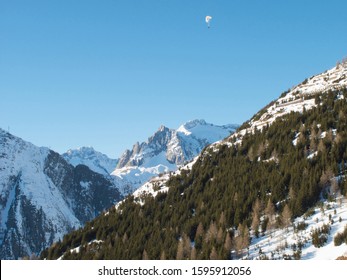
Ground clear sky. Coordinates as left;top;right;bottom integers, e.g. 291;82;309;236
1;0;346;158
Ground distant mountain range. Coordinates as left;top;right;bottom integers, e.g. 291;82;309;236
64;120;238;195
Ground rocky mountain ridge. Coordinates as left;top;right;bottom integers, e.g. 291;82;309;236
65;120;238;195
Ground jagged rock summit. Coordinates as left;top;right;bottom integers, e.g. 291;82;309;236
111;120;238;193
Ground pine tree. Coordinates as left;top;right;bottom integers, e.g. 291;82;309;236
242;225;250;253
190;247;197;260
142;249;149;260
176;240;184;260
320;168;333;189
219;211;226;227
217;227;224;244
265;199;276;233
160;251;166;260
318;139;326;154
205;221;218;243
209;246;219;260
310;126;318;151
251;199;261;237
330;177;339;198
122;233;128;244
182;233;191;259
281;204;292;231
195;222;204;240
234;223;249;257
224;232;232;259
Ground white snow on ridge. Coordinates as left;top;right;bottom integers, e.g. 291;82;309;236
219;63;347;148
290;63;347;96
179;120;237;144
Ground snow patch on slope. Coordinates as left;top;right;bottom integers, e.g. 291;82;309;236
248;197;347;260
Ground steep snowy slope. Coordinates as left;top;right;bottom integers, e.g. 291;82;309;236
235;62;347;137
0;129;122;259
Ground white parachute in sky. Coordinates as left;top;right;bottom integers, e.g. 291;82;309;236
205;15;212;28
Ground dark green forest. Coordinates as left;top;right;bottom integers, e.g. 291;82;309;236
41;89;347;260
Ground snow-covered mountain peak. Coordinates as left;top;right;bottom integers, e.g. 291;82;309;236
62;147;118;175
158;124;169;132
117;120;237;168
177;119;207;136
179;119;207;130
65;146;95;155
110;120;238;194
147;126;172;148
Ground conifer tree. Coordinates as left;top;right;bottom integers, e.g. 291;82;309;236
209;246;219;260
182;233;191;258
195;222;204;239
160;251;166;260
265;199;276;233
219;211;226;227
190;247;197;260
318;139;326;154
176;240;184;260
122;233;128;244
234;223;249;257
217;227;224;244
205;221;218;243
310;126;318;151
281;204;292;231
330;177;339;198
251;199;261;237
142;249;149;260
320;168;333;189
224;232;232;259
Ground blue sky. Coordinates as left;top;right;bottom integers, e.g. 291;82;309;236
1;0;346;158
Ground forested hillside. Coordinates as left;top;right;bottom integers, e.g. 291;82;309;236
41;87;347;260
